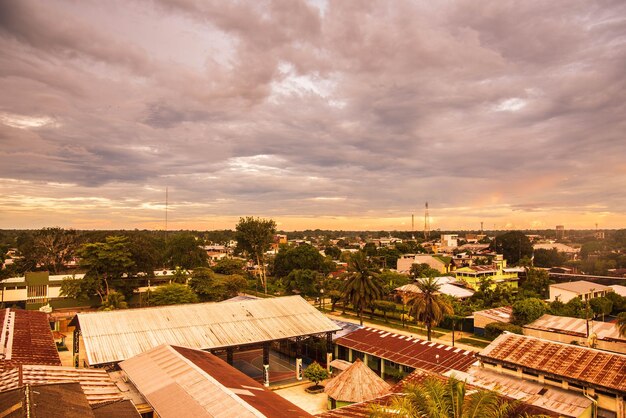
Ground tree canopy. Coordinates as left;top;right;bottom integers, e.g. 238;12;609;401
150;283;198;306
235;217;276;293
512;298;546;325
489;231;533;265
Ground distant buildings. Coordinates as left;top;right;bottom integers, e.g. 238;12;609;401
396;254;452;275
454;255;522;291
548;280;612;303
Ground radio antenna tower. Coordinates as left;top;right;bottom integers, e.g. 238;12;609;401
424;202;430;240
165;187;168;240
411;214;415;239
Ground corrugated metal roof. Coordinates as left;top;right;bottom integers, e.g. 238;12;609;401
324;358;390;403
77;295;341;365
0;382;96;418
478;333;626;395
465;366;591;417
0;308;61;371
550;280;611;294
335;327;477;374
525;314;625;343
472;306;513;323
396;282;474;299
0;365;125;404
120;344;313;418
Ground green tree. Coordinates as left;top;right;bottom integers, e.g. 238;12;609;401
521;268;551;298
75;236;136;304
617;312;626;338
590;297;613;321
165;233;208;269
125;233;165;276
490;231;533;265
284;269;323;297
31;227;78;274
410;263;440;279
272;244;325;278
235;217;277;294
371;376;545;418
188;267;217;301
407;277;453;341
150;283;198;306
512;298;546;325
222;274;248;298
533;248;567;268
379;270;410;296
303;361;329;388
341;252;383;325
212;258;245;275
324;246;341;260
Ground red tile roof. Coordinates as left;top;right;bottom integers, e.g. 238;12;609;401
478;333;626;395
335;327;476;374
0;308;61;371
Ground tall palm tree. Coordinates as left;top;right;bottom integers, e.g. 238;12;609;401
618;312;626;338
371;376;549;418
341;252;382;325
407;276;453;341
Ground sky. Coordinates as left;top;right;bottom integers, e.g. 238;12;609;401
0;0;625;231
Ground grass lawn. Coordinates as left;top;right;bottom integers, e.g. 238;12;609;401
456;338;490;348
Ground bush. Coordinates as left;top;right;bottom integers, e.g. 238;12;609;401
303;361;329;387
484;322;524;340
150;283;198;306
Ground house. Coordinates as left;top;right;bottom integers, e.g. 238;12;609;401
396;254;452;275
333;327;476;379
477;333;626;418
453;255;521;290
523;314;626;354
472;306;513;336
440;234;458;248
548;280;612;303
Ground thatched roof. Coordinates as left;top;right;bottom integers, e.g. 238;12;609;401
324;359;390;403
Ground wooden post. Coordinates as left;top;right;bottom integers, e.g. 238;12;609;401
295;337;303;381
326;332;333;372
262;343;270;387
72;328;81;368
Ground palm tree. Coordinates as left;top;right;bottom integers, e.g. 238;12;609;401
407;277;453;341
618;312;626;338
341;252;382;325
370;376;549;418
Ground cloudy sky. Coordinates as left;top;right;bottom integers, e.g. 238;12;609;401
0;0;625;231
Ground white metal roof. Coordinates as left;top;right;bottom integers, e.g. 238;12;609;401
77;295;341;366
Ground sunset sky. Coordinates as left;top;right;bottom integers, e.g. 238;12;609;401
1;0;625;231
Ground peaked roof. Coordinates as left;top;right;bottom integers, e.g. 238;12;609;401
120;344;312;418
478;333;626;395
324;358;390;403
550;280;611;293
76;295;341;365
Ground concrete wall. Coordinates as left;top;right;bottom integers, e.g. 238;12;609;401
524;328;626;355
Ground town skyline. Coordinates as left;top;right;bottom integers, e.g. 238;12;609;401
1;1;625;231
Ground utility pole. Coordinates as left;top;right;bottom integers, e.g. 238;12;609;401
424;202;430;240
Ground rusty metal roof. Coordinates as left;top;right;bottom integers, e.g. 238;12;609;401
478;333;626;395
334;327;477;374
77;295;341;365
0;382;96;418
120;344;313;418
0;308;61;371
324;358;390;403
464;366;591;417
0;364;125;404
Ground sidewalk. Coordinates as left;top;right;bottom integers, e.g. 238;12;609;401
325;312;480;353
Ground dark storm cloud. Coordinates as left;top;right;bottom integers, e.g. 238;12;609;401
1;0;625;228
